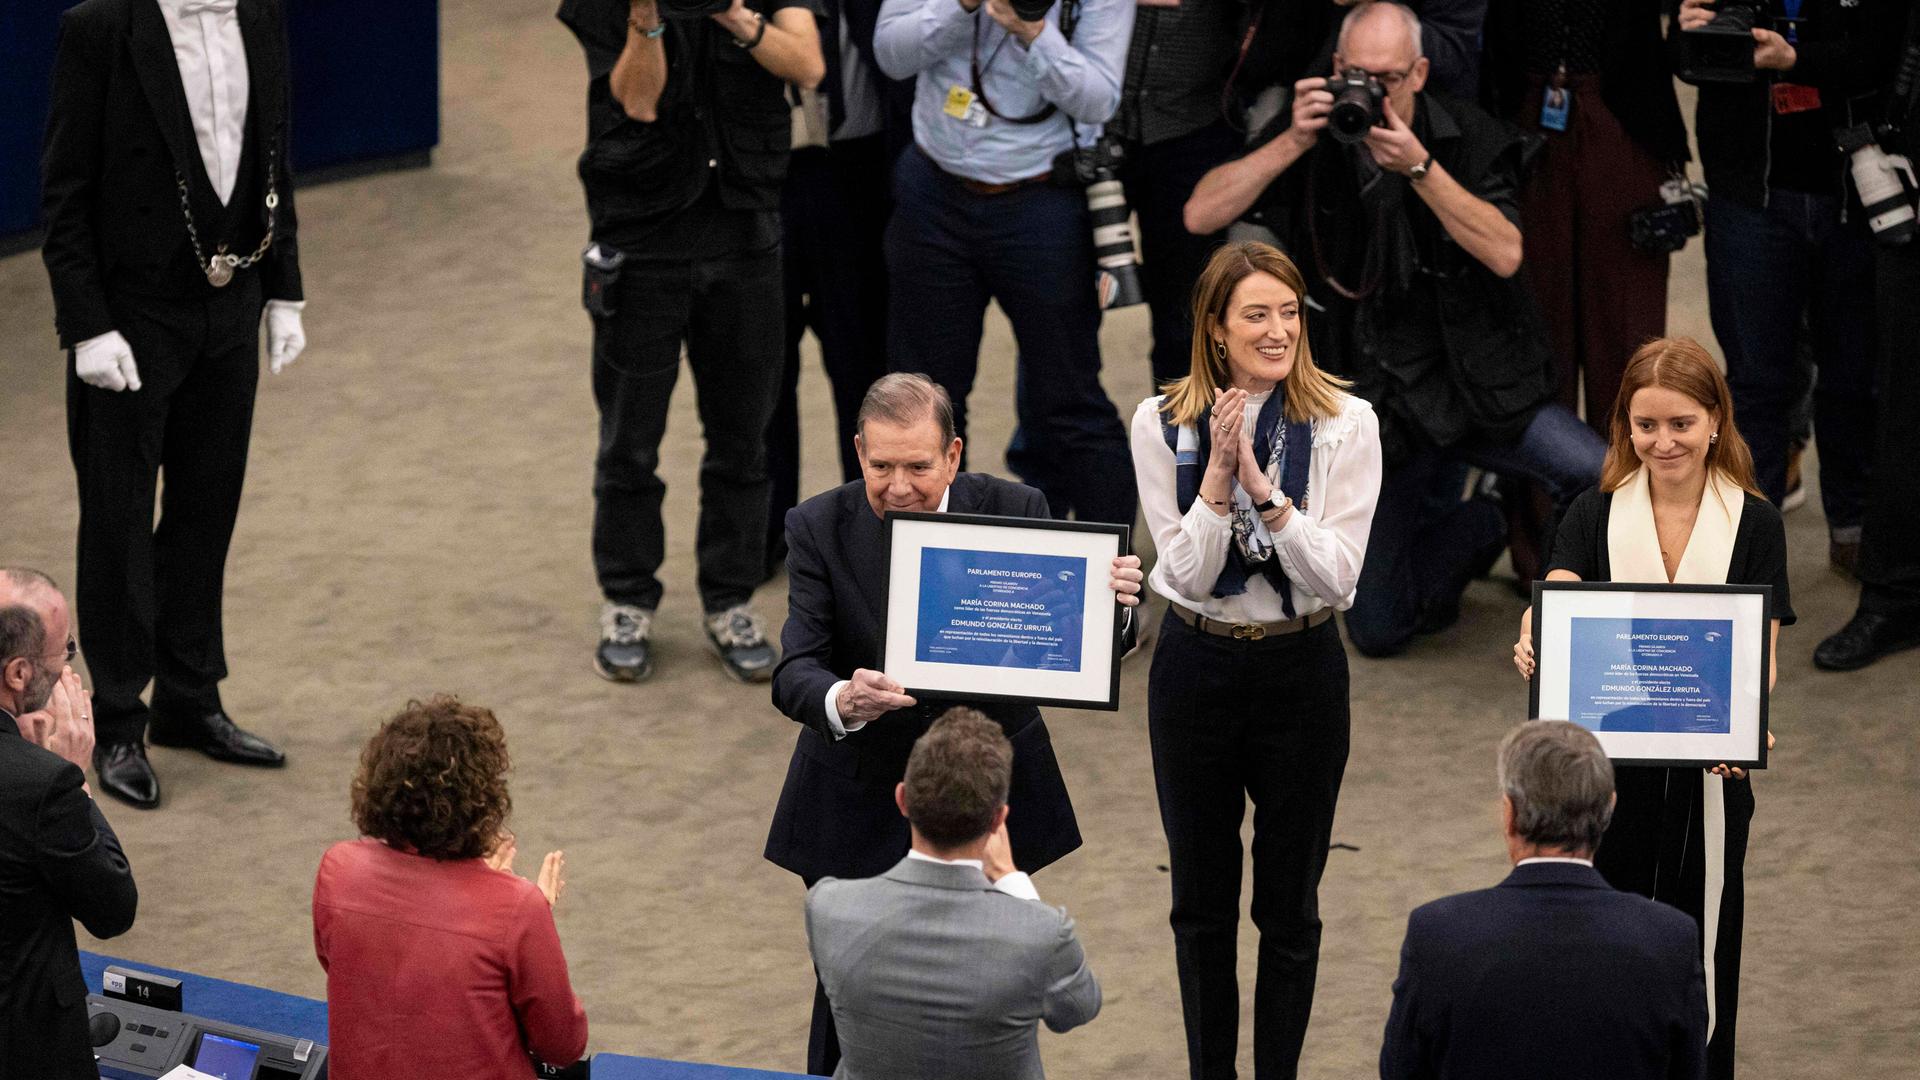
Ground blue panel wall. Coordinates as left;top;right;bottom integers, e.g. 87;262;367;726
0;0;440;240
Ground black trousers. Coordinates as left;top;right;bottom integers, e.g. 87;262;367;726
766;138;893;565
1857;242;1920;613
885;148;1136;526
1122;120;1243;387
590;246;784;613
1597;767;1753;1080
67;276;263;747
1148;613;1351;1080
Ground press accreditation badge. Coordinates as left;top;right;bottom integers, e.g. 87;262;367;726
1772;83;1821;114
1539;86;1571;132
944;85;988;128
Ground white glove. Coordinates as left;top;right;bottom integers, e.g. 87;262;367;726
73;330;142;392
265;300;307;374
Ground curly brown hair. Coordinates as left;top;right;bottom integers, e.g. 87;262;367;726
350;695;512;861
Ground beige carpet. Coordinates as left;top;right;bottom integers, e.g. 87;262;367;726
1;2;1915;1076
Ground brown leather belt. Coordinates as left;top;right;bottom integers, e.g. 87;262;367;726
1168;603;1333;641
923;148;1054;196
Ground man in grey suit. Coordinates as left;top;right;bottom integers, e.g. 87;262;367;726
806;707;1100;1079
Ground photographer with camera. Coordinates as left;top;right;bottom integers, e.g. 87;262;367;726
558;0;823;685
1675;0;1885;574
1185;0;1604;658
1816;0;1920;673
873;0;1139;530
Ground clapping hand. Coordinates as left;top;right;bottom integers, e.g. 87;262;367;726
982;820;1017;883
1207;387;1247;475
486;831;568;908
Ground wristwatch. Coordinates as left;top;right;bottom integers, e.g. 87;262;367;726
1408;153;1434;183
1253;496;1279;514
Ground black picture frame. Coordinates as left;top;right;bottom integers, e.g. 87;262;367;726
881;511;1130;712
1530;580;1771;769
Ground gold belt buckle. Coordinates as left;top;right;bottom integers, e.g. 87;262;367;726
1231;622;1267;640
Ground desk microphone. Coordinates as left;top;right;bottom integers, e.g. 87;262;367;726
90;1011;121;1047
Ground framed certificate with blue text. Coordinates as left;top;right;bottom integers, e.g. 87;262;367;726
882;512;1129;711
1530;582;1771;769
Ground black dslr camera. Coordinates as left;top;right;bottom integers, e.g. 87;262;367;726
1680;3;1797;83
1009;0;1054;20
1324;68;1386;145
1053;138;1145;309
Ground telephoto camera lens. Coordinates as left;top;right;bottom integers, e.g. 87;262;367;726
1086;177;1146;309
1325;69;1385;145
1849;143;1919;244
1009;0;1053;21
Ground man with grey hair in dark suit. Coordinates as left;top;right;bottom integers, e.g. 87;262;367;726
806;707;1101;1080
1380;721;1706;1080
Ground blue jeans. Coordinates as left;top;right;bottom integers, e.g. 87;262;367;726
884;148;1136;526
1345;404;1605;658
1705;191;1877;532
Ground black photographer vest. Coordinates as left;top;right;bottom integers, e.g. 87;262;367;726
573;0;794;243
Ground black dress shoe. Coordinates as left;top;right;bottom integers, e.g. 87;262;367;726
148;711;287;766
94;742;162;809
1814;610;1920;671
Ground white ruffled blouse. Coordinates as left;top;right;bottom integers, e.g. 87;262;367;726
1129;390;1383;624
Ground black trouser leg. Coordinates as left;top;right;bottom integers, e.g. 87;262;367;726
767;214;812;571
807;969;841;1077
1856;243;1920;612
1246;621;1350;1079
1150;615;1249;1080
1124;121;1241;388
1150;615;1353;1080
591;263;691;611
151;289;260;719
687;247;784;613
884;150;991;451
67;281;262;746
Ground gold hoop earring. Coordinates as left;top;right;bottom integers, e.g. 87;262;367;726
1213;340;1227;360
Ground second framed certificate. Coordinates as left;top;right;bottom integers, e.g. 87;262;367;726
882;512;1129;711
1530;581;1771;769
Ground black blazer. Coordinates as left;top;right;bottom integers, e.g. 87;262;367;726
764;474;1083;882
0;708;139;1080
1380;861;1707;1080
41;0;303;348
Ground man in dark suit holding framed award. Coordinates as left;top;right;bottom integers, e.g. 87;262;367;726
41;0;304;809
766;372;1140;1076
1380;721;1707;1080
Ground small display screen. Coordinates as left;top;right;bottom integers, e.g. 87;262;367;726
190;1032;262;1079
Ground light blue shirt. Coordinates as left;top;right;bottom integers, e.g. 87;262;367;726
874;0;1134;184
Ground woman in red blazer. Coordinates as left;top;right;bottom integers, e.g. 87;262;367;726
313;696;586;1078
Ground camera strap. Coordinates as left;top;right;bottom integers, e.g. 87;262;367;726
1218;5;1266;131
970;0;1081;125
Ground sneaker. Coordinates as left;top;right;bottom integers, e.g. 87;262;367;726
705;605;778;683
595;604;655;682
